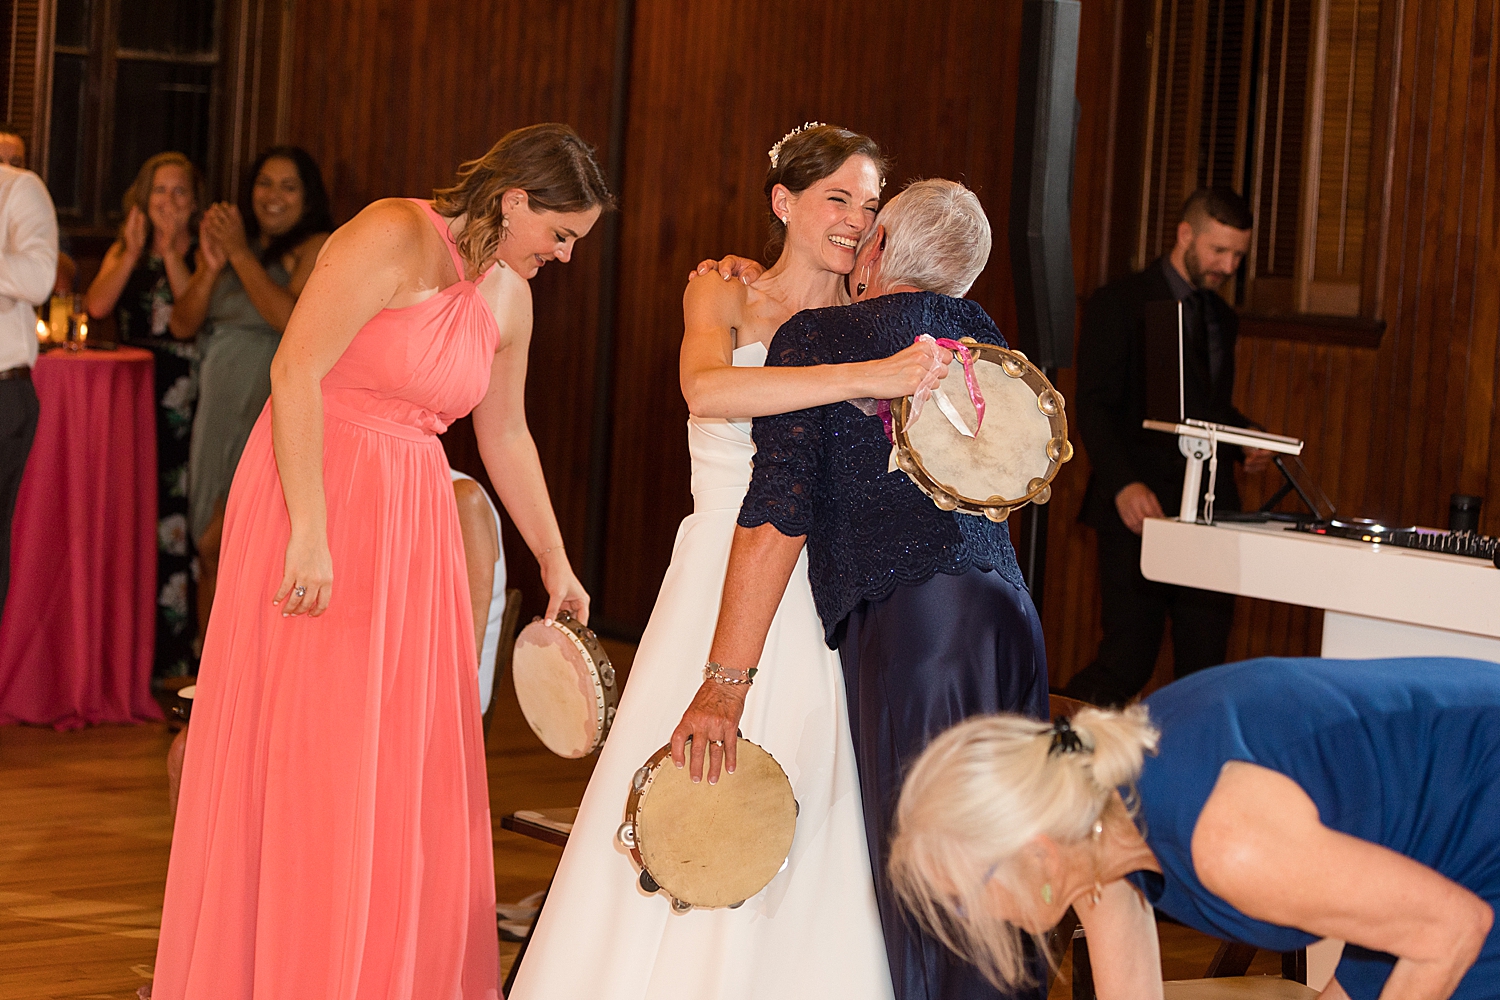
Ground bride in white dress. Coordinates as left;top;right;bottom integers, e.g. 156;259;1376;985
508;126;947;998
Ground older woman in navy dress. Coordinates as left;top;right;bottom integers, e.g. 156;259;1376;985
671;179;1050;1000
890;657;1500;1000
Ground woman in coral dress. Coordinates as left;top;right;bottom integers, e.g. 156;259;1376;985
151;123;611;1000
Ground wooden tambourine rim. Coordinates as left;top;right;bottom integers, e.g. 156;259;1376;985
622;737;796;909
513;609;618;756
891;339;1072;520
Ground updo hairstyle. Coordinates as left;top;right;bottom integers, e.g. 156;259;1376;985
875;178;992;297
434;123;615;277
887;706;1159;989
763;124;887;262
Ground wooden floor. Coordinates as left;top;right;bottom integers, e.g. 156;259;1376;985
0;636;1279;998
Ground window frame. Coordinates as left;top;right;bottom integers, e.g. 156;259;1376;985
22;0;286;242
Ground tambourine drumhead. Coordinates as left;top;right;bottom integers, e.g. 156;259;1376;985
629;738;796;909
894;343;1071;519
512;611;616;759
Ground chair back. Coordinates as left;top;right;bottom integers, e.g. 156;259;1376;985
482;588;524;740
1048;693;1090;721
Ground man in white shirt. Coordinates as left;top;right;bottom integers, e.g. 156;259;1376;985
0;162;59;609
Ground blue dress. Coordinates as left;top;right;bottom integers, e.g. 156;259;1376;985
1125;657;1500;999
741;292;1049;1000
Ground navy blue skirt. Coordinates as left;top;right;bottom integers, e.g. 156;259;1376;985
840;567;1050;1000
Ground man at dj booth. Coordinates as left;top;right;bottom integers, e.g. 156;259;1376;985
1064;187;1273;708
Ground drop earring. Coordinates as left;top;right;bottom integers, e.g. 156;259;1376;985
1040;883;1053;906
855;261;871;297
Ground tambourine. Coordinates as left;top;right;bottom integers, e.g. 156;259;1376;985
174;684;196;722
512;610;617;758
616;737;797;911
167;685;196;819
892;339;1072;522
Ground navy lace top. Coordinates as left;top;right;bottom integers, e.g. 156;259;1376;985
738;291;1027;646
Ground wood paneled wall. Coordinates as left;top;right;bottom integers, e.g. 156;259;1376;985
600;0;1027;627
244;0;1500;684
1043;0;1500;690
281;0;622;619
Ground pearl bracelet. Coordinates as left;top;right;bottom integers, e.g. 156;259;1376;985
704;661;757;686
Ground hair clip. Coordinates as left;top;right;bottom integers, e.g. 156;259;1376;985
768;121;827;169
1049;716;1086;755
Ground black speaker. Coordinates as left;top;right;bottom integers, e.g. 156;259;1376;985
1008;0;1081;370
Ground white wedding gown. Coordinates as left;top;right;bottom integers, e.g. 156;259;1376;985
508;342;894;999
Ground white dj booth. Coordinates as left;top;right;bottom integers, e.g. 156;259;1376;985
1140;486;1500;988
1140;516;1500;989
1141;517;1500;662
1127;305;1500;986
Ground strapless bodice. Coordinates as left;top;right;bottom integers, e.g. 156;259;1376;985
687;340;767;512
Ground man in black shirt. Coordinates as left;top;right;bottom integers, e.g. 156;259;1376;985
1063;188;1270;707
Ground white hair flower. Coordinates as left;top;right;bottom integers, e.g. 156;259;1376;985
768;122;826;169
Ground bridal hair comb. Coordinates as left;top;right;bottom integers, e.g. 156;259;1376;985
768;122;827;169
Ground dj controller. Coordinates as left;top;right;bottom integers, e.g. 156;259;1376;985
1292;519;1500;567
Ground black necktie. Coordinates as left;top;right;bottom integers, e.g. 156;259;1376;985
1189;289;1225;390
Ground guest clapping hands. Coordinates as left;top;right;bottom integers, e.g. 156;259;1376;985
168;147;332;654
85;152;206;676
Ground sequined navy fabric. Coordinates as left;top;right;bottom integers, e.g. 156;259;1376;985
738;291;1027;645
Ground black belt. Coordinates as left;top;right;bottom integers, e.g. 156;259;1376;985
0;366;29;382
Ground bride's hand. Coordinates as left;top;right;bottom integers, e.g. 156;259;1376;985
539;548;590;625
671;680;746;785
687;255;765;285
275;530;333;616
860;340;951;400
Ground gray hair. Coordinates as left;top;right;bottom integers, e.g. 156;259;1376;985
888;707;1159;990
875;179;992;296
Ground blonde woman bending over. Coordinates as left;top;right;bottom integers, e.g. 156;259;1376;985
890;656;1500;1000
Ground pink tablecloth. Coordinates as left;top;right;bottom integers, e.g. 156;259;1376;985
0;347;162;728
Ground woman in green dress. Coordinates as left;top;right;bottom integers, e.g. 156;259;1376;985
170;146;333;649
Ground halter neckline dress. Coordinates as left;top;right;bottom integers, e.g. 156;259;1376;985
154;200;503;999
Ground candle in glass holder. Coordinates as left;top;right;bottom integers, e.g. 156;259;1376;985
35;317;47;343
68;294;86;350
48;294;70;344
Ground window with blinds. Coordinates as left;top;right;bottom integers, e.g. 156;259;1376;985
1132;0;1384;319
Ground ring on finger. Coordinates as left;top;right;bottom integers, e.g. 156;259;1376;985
293;585;307;597
708;739;724;747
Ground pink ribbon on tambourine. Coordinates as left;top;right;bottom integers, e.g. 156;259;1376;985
874;336;986;443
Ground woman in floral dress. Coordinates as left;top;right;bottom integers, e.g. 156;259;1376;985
85;151;204;677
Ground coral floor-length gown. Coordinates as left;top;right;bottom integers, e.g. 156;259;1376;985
153;201;502;999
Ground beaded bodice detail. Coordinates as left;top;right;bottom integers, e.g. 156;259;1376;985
738;292;1026;644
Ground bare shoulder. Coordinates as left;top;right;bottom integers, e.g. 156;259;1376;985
683;266;749;322
314;199;442;286
332;198;431;253
1191;762;1319;895
475;257;529;308
475;259;532;343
